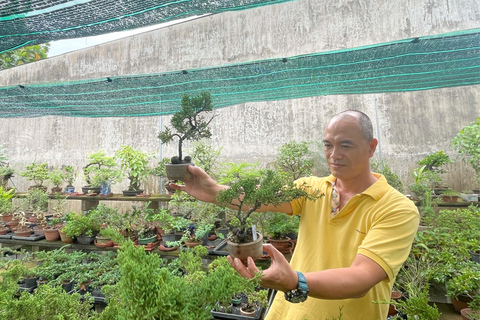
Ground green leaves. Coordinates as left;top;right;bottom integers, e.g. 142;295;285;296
452;118;480;176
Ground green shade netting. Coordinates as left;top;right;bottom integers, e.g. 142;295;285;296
0;29;479;118
0;0;296;53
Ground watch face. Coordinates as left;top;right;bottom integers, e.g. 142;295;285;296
285;289;308;303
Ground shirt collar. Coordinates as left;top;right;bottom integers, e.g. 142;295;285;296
325;173;388;201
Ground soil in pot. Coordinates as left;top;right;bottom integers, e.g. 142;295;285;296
227;232;264;263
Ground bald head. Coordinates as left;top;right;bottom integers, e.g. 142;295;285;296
329;110;374;142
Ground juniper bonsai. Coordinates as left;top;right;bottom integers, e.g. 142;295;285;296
158;92;216;164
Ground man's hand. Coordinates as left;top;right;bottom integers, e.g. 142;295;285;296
227;244;298;292
169;166;227;204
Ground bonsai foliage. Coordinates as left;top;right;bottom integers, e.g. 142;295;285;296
371;159;405;194
63;165;77;187
379;284;441;320
158;92;216;163
452;118;480;183
62;204;113;237
20;161;50;187
49;167;64;188
190;141;223;178
115;145;153;191
417;150;453;175
83;150;122;187
275;140;314;180
23;188;49;213
217;166;323;243
264;212;299;240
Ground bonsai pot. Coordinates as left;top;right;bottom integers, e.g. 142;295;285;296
185;240;202;248
33;225;45;236
441;195;459;202
94;236;114;247
122;189;144;196
461;308;480;320
240;305;258;317
227;232;264;263
82;186;101;194
138;235;157;245
388;290;402;316
23;276;40;289
65;186;75;193
0;226;9;235
43;228;60;241
161;233;176;245
1;214;13;222
266;236;296;254
59;230;73;243
14;228;32;237
51;186;63;194
77;234;96;245
165;163;195;181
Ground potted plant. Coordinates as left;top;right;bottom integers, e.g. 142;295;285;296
0;166;14;190
441;189;460;202
462;296;480;320
115;145;153;196
263;212;298;254
446;261;480;312
49;167;64;194
417;150;453;193
217;165;322;262
158;91;216;181
452;118;480;193
12;211;32;237
22;187;50;215
82;150;122;195
20;161;50;191
378;284;441;320
0;186;15;222
62;205;109;244
154;208;189;248
63;165;77;193
274;140;314;180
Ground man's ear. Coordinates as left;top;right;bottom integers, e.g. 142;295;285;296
368;139;378;157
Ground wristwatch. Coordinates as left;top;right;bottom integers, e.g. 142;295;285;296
284;271;309;303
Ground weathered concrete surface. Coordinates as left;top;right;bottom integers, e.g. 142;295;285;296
0;0;479;193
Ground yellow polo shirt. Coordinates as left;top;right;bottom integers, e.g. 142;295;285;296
265;174;419;320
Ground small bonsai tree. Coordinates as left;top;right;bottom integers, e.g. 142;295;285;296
83;150;122;188
417;150;453;188
452;118;480;189
63;165;76;188
49;168;64;192
115;145;153;192
274;140;314;180
0;186;14;216
20;161;50;189
158;92;216;164
217;164;323;244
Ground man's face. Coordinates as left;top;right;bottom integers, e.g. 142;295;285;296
322;116;377;181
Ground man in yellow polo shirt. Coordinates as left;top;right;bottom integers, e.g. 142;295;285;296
172;110;419;319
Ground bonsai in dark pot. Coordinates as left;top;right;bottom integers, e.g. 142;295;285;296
158;92;216;181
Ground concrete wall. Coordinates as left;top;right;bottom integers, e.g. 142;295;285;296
1;0;479;195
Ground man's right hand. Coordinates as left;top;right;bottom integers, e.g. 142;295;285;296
169;165;227;204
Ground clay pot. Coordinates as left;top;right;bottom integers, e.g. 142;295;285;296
59;230;73;243
1;214;13;222
14;228;32;237
43;228;60;241
266;236;296;254
0;226;9;235
185;240;202;248
461;308;480;320
33;225;45;236
227;233;264;263
388;291;402;316
239;306;257;317
452;295;472;312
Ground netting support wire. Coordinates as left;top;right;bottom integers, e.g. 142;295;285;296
375;96;383;168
